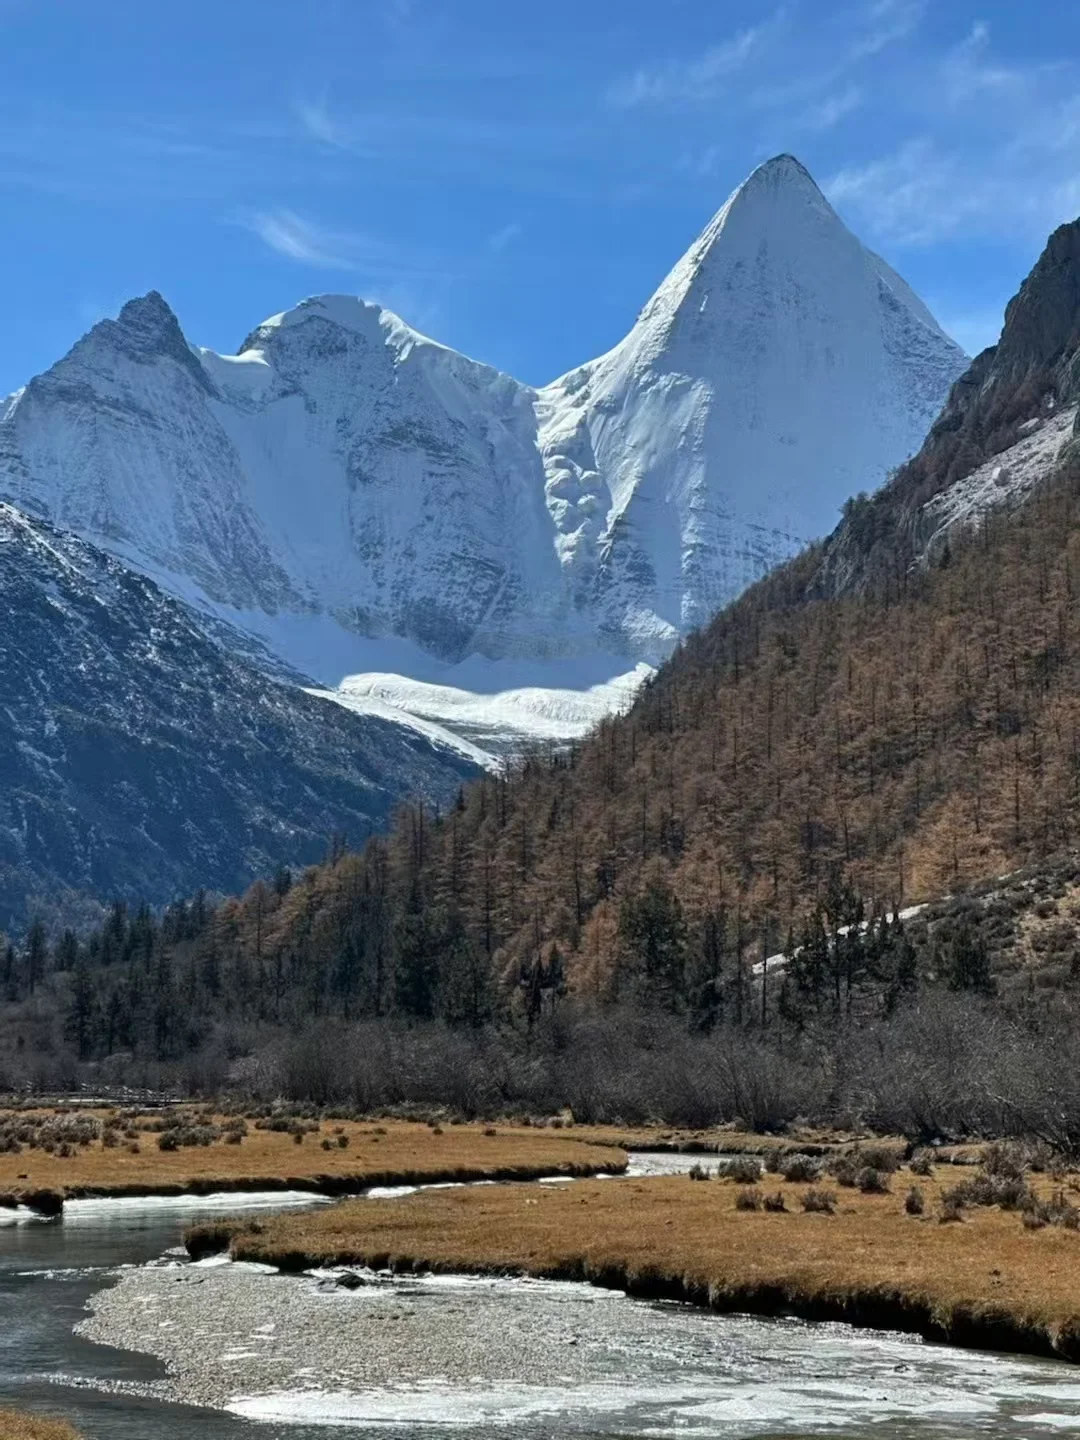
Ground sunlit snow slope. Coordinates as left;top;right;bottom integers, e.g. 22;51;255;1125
0;155;965;754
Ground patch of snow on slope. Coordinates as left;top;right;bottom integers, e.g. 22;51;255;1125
921;405;1077;547
331;659;653;757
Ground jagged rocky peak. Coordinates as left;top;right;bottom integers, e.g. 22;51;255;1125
808;210;1080;601
908;216;1080;488
997;220;1080;379
90;290;190;361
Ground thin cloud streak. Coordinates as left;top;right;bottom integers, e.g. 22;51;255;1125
294;97;347;148
825;22;1080;249
487;222;522;253
239;210;354;268
801;85;863;132
607;13;785;109
848;0;926;62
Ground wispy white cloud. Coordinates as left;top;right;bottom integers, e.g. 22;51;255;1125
487;221;522;253
848;0;926;61
800;85;863;132
238;209;357;268
825;23;1080;248
608;15;782;109
294;97;347;148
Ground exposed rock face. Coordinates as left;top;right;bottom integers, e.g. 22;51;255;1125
0;504;477;930
808;218;1080;599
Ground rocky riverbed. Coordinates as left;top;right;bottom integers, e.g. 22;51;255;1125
76;1256;1080;1433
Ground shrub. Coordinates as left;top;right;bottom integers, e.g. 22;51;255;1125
909;1150;935;1177
293;1131;304;1145
802;1188;836;1214
946;1172;1033;1211
717;1156;762;1184
904;1186;925;1216
852;1145;901;1175
337;1135;349;1149
762;1191;787;1212
158;1133;179;1152
775;1153;822;1183
939;1200;964;1223
828;1156;859;1187
226;1132;243;1146
734;1187;762;1211
983;1141;1027;1180
857;1167;890;1194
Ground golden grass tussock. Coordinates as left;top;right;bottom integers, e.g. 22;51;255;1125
0;1108;624;1205
0;1409;83;1440
192;1166;1080;1363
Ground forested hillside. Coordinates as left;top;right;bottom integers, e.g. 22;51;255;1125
6;219;1080;1142
133;215;1080;1017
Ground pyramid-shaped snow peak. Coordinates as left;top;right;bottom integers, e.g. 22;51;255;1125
536;155;966;653
0;155;966;678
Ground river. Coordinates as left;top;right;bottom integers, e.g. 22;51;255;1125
5;1159;1080;1438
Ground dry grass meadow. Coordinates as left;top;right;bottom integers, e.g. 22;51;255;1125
0;1108;624;1204
191;1155;1080;1362
0;1410;82;1440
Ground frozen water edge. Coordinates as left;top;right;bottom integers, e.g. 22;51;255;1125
61;1190;336;1222
76;1255;1080;1435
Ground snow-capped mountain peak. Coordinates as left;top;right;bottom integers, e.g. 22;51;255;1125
535;154;966;651
0;154;966;704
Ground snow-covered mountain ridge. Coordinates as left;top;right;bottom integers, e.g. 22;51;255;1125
0;155;966;750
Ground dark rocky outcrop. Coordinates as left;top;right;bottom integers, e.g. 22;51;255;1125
808;218;1080;601
0;503;478;931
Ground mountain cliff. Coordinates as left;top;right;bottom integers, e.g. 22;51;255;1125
0;156;965;689
0;504;477;931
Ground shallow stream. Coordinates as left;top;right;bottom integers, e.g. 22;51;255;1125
4;1157;1080;1437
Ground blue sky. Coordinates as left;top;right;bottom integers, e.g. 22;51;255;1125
2;0;1079;396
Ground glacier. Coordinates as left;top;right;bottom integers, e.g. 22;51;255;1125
0;155;966;757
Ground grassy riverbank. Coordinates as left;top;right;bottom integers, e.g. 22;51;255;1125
0;1109;623;1208
188;1156;1080;1363
0;1409;82;1440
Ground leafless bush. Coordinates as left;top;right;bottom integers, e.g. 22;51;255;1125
857;1167;890;1194
717;1156;763;1184
773;1153;822;1183
734;1187;762;1211
851;1144;900;1174
801;1188;836;1214
904;1186;925;1216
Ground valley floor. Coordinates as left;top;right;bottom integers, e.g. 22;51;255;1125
0;1110;623;1209
188;1160;1080;1366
